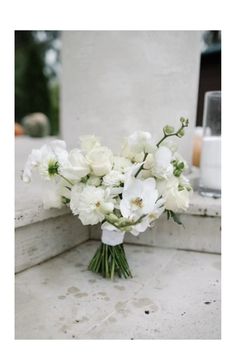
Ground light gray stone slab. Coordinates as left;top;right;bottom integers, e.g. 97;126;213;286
15;241;220;339
15;214;89;273
61;31;201;166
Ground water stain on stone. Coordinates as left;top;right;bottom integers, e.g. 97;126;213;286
115;301;131;317
79;316;89;323
98;291;107;296
75;263;83;268
59;317;65;321
75;292;88;298
145;249;153;254
132;298;152;308
132;298;158;312
133;249;142;253
104;296;110;301
58;295;66;300
60;324;68;333
88;279;96;283
28;247;38;256
68;286;80;294
114;285;125;291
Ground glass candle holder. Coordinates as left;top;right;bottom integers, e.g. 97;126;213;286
199;91;221;198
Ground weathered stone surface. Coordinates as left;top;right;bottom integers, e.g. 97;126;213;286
15;241;221;339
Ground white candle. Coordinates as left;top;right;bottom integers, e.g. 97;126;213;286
200;136;221;190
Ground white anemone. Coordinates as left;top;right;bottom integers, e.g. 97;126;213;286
120;177;158;220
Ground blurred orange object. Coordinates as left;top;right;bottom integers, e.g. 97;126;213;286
192;127;203;167
15;122;25;136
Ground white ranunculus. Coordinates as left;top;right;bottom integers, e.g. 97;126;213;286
86;146;113;176
70;185;114;225
103;170;124;188
87;175;101;186
80;135;101;152
152;146;173;179
22;140;68;182
120;177;158;220
157;176;191;212
122;131;155;162
59;148;90;181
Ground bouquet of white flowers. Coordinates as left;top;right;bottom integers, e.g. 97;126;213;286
22;118;192;279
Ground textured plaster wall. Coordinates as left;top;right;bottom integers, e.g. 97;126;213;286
61;31;201;164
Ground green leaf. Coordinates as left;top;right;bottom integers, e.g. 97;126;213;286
165;209;184;227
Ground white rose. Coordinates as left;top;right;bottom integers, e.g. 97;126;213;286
152;146;173;179
80;135;101;152
59;148;90;181
157;176;191;212
86;146;113;176
70;185;114;225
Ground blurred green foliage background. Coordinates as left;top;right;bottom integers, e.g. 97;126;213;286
15;31;60;135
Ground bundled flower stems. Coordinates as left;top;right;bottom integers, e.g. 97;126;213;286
23;118;192;280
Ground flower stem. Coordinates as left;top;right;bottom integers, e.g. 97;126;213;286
57;173;74;186
134;119;188;178
88;242;132;279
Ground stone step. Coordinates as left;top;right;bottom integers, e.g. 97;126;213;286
15;241;221;339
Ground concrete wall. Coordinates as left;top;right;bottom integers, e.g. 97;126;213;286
61;31;201;164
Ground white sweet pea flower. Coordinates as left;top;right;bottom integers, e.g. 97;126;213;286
120;177;158;220
152;146;173;179
122;131;155;162
86;146;113;176
157;176;191;212
22;140;68;182
80;135;101;152
70;185;114;225
59;148;90;181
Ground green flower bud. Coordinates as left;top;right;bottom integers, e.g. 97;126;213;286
174;169;182;177
163;125;175;135
177;128;185;138
106;213;119;223
178;161;185;170
180;117;189;127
